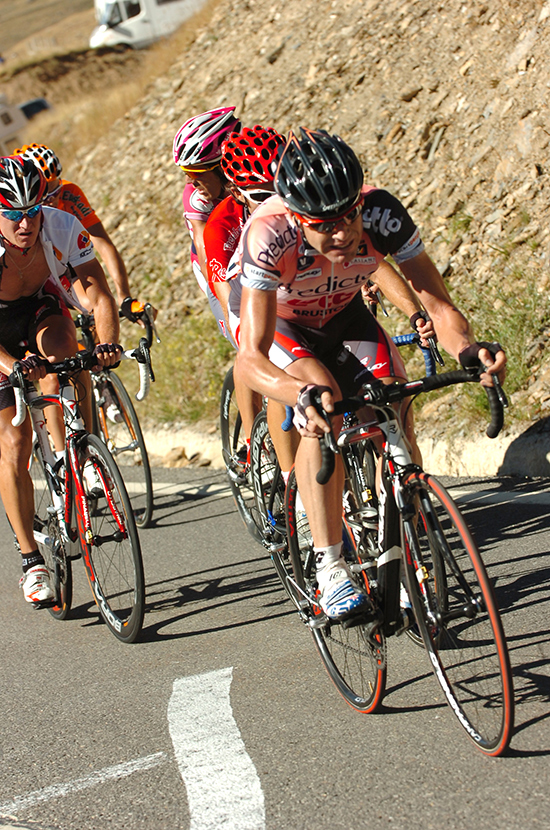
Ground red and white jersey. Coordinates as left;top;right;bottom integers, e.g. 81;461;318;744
203;195;247;293
235;185;424;330
182;182;223;294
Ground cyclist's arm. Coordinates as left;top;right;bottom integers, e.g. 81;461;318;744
72;258;120;363
87;220;131;305
237;287;303;405
399;250;506;380
188;217;208;282
371;260;435;341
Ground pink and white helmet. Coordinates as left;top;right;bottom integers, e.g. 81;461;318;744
173;106;241;168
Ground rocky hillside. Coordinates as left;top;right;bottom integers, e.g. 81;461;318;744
64;0;550;423
5;0;547;444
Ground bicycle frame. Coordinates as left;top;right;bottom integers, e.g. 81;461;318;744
27;381;127;555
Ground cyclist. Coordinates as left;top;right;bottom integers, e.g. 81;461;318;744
13;143;150;322
0;155;121;606
173;106;241;300
233;129;506;621
202;125;287;457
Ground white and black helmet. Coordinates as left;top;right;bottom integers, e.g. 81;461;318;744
275;128;364;218
0;155;47;210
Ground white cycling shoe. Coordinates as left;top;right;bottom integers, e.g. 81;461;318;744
20;565;54;604
317;557;370;620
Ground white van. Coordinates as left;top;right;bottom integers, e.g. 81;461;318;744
0;95;28;156
90;0;208;50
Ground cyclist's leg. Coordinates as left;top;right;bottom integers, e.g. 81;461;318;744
0;398;35;553
34;304;79;451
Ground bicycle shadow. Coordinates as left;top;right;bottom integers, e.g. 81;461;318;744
138;554;297;643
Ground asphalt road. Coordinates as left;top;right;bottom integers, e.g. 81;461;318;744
0;467;549;830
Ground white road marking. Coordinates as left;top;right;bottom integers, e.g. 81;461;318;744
168;668;265;830
0;752;167;816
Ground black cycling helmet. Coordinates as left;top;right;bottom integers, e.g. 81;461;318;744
274;128;364;219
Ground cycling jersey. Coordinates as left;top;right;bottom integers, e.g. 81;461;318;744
181;182;237;341
236;186;424;330
0;207;95;316
203;195;248;293
55;180;99;229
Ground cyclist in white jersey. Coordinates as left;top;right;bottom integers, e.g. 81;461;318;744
234;129;506;621
0;156;121;606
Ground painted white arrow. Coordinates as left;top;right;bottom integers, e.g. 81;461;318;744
168;667;265;830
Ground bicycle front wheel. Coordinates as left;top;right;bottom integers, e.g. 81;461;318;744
286;469;386;714
77;434;145;643
29;447;72;620
402;471;514;756
249;411;300;607
93;371;153;528
220;366;261;543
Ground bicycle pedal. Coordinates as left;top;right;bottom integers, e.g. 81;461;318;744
30;598;57;610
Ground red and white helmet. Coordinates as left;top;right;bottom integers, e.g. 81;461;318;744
173;106;241;168
220;126;285;187
0;155;48;210
13;143;62;182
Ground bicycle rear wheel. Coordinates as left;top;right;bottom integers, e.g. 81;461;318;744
249;411;300;607
286;469;386;714
93;371;153;528
29;447;72;619
402;470;514;756
77;434;145;643
220;366;261;543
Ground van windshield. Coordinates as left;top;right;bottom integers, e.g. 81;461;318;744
99;2;123;27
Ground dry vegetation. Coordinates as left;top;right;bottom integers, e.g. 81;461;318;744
0;0;93;56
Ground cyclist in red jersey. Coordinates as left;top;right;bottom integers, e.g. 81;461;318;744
173;107;241;298
234;129;506;621
14;144;149;321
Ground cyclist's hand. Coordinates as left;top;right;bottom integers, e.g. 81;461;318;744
361;282;380;305
294;384;334;437
459;341;506;387
93;342;123;369
120;297;141;323
120;297;158;328
18;353;48;381
410;311;437;347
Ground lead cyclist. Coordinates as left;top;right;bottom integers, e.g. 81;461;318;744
233;128;506;621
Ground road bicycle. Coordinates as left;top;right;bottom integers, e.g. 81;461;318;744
75;303;158;528
10;348;150;643
222;331;436;549
284;368;514;756
247;332;440;607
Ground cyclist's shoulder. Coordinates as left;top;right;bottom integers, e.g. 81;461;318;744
243;195;296;246
41;207;94;259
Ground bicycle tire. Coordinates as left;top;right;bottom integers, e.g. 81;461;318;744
401;471;514;756
29;447;73;620
93;371;154;528
220;366;262;543
249;411;301;608
77;434;145;643
286;469;386;714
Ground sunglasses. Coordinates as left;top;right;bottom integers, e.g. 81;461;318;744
180;162;220;176
296;200;363;234
239;187;274;204
0;204;43;222
44;183;63;202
